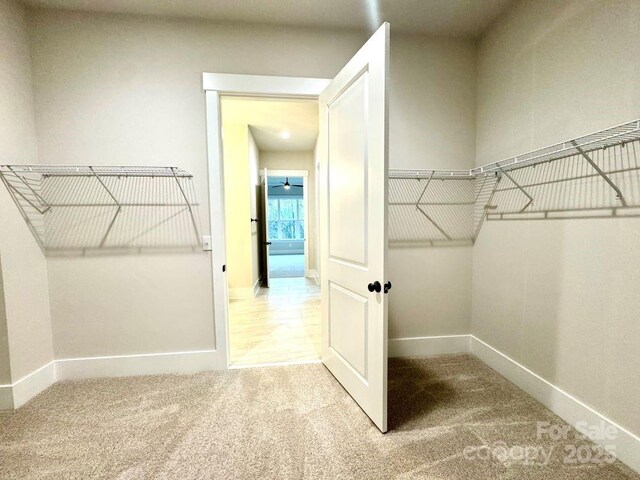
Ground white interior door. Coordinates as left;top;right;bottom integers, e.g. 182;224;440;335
261;168;270;288
319;23;390;432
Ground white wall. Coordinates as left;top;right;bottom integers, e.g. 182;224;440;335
221;122;262;295
0;0;38;165
387;34;477;339
473;0;640;435
0;0;54;385
25;8;477;360
221;122;253;295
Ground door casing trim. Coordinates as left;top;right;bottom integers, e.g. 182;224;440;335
203;73;330;368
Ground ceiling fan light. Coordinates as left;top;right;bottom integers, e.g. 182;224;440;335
283;184;291;190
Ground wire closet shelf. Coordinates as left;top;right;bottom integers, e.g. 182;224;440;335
0;165;202;255
388;118;640;246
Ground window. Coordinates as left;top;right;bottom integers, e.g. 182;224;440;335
267;197;304;240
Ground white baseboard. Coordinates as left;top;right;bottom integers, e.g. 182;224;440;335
56;349;223;380
0;361;57;410
252;277;261;297
389;334;470;358
471;335;640;474
387;333;639;473
0;384;14;409
1;349;225;409
12;361;57;408
306;269;320;285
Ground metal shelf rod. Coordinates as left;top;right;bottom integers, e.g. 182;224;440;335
494;166;640;192
2;165;193;177
389;201;475;206
389;118;640;181
46;203;200;207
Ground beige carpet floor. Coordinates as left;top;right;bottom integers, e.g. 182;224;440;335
0;354;638;479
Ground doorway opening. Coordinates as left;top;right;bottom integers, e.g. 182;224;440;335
220;95;321;367
206;23;389;431
266;175;306;279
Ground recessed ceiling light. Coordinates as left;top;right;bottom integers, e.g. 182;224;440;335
280;130;290;139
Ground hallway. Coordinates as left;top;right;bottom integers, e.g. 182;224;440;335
228;277;320;366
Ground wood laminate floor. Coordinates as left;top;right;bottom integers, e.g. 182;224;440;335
228;277;321;366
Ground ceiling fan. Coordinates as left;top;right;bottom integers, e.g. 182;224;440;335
270;177;303;190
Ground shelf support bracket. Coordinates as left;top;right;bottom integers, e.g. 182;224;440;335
7;165;51;214
571;140;627;206
415;171;434;205
473;174;502;242
416;204;452;241
413;171;452;240
0;171;47;252
89;166;120;207
498;167;533;212
89;166;122;247
474;174;488;203
171;167;200;244
1;168;51;214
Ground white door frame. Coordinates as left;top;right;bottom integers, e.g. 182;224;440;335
203;73;330;369
263;169;310;278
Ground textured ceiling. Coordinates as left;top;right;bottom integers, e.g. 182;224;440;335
21;0;515;37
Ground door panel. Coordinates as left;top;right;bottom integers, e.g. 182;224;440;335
328;72;368;265
328;281;368;378
261;168;270;288
319;23;389;433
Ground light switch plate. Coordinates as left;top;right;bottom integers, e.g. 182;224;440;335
202;235;212;251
